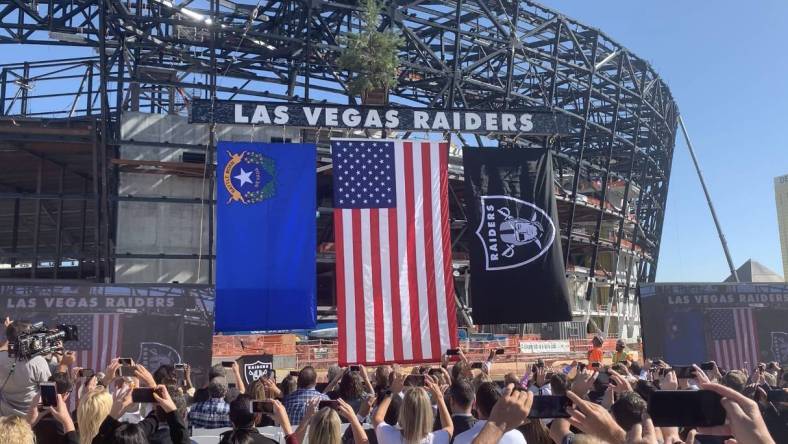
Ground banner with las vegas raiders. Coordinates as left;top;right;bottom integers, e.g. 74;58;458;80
463;148;571;324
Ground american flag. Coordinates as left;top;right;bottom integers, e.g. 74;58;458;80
706;308;759;370
331;139;457;365
57;313;123;374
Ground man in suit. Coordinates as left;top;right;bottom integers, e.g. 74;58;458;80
441;380;478;439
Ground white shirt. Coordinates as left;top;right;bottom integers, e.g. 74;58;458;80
375;423;451;444
452;420;527;444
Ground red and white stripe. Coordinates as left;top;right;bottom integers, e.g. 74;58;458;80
70;314;122;410
335;140;457;365
712;308;759;370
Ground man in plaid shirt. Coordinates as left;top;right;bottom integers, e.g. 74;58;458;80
188;379;232;429
284;366;327;424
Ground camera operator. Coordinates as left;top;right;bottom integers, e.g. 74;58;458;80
0;320;52;417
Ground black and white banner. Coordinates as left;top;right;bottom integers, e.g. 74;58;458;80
237;354;274;385
463;148;571;324
189;100;570;135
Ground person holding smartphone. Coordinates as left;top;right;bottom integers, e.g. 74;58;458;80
26;372;73;444
453;383;526;444
219;394;295;444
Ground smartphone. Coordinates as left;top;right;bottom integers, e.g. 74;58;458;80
471;362;484;370
318;400;339;410
349;365;361;372
250;400;274;414
700;362;715;371
673;366;695;379
446;348;460;356
767;389;787;403
221;361;235;368
495;348;505;355
289;371;299;377
694;435;732;444
118;357;133;365
577;363;587;372
404;374;426;387
40;382;58;407
131;388;157;403
78;368;95;378
648;390;726;427
591;362;601;369
596;372;611;385
228;383;237;389
174;363;186;370
527;395;571;419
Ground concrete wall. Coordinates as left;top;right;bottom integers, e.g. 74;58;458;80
115;112;301;283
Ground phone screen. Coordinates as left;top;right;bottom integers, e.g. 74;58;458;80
471;362;484;370
40;383;57;407
673;366;695;379
318;400;339;410
131;388;157;403
446;348;460;356
78;368;95;378
590;362;601;369
699;362;715;371
289;371;299;377
595;372;611;385
404;375;426;387
648;390;726;427
349;365;361;372
527;395;571;419
495;348;505;355
221;361;235;368
251;400;274;413
118;358;133;366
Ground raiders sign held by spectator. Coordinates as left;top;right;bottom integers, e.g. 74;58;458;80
238;354;274;385
463;148;571;324
189;100;570;135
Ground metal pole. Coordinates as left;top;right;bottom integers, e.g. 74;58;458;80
678;115;739;282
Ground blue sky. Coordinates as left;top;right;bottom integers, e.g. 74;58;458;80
3;1;786;282
543;0;788;282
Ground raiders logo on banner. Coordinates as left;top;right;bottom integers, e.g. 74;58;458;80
476;196;556;271
238;354;274;385
463;148;571;324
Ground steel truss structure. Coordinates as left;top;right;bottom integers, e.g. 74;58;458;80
0;0;677;335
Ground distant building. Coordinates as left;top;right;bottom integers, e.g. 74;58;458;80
776;174;788;280
723;259;783;283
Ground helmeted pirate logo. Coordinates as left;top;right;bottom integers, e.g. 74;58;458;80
223;150;277;204
475;195;555;271
243;360;273;384
137;342;181;370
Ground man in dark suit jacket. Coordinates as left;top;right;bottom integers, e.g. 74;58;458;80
434;380;477;440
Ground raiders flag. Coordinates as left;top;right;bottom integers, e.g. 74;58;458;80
463;148;571;324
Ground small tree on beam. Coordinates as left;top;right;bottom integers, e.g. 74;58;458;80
336;0;403;105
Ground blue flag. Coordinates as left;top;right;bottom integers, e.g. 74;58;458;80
215;141;316;332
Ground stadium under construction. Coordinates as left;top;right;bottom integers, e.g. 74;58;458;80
0;0;678;340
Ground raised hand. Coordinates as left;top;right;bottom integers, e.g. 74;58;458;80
152;385;177;413
700;383;776;444
566;391;626;444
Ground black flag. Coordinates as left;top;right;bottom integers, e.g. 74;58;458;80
463;148;571;324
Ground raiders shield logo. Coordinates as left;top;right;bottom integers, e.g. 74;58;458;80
243;360;273;385
475;195;555;271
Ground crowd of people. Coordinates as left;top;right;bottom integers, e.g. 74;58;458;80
0;320;786;444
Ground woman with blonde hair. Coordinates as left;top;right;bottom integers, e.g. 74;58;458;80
77;387;113;444
294;397;368;444
0;415;35;443
373;370;453;444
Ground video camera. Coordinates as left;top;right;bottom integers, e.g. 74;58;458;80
7;322;78;361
